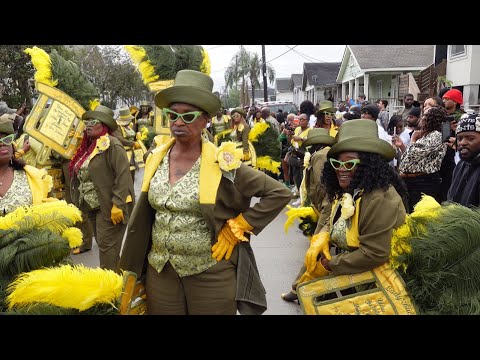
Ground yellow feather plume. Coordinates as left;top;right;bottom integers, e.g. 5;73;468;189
61;227;83;248
200;48;211;75
390;195;442;270
255;156;281;174
124;45;159;85
7;264;124;311
89;98;100;111
248;122;269;142
0;200;82;233
284;205;319;233
24;46;58;87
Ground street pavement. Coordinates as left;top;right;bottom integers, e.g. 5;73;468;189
71;167;309;315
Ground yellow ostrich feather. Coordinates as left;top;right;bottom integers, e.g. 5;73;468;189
248;122;269;142
61;227;83;248
284;205;318;233
140;126;149;141
24;46;58;87
0;200;82;232
200;48;211;75
124;45;159;85
89;98;100;111
213;129;233;146
389;195;442;270
7;264;123;311
255;156;281;174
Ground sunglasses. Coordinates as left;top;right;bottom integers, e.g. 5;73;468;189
0;134;15;146
329;158;360;171
231;113;242;119
323;111;335;117
163;108;204;124
84;119;102;127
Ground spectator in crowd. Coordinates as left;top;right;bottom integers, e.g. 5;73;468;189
376;99;389;131
360;104;391;142
396;93;415;125
300;100;316;128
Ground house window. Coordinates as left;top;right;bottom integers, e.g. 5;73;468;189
377;80;383;98
450;45;466;58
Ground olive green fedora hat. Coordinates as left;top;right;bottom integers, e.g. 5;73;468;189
303;127;336;147
0;113;15;135
116;107;134;126
154;69;221;118
318;100;336;114
328;119;395;161
231;107;247;117
82;104;118;131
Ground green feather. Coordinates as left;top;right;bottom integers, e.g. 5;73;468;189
252;126;281;162
397;204;480;314
0;230;71;277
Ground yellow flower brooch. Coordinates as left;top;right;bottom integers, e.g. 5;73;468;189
340;193;355;220
216;141;243;182
96;135;110;152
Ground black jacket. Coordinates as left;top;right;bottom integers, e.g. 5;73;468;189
447;153;480;207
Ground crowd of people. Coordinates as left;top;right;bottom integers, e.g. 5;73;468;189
1;70;480;315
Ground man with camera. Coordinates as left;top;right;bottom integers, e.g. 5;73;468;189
447;113;480;207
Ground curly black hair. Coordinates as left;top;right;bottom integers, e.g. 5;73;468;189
322;151;408;206
421;105;447;134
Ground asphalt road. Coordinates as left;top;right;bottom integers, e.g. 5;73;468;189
71;168;309;315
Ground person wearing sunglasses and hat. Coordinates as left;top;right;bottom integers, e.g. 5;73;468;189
296;120;408;287
227;107;252;162
281;127;336;303
314;100;338;137
0;114;54;216
119;70;292;315
69;105;135;270
114;107;143;181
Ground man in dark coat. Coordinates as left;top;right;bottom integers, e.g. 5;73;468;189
447;113;480;207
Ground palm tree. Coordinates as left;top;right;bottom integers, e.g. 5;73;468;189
224;47;275;107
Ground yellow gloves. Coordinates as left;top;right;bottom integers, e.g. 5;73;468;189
212;214;253;261
111;204;124;225
298;261;330;284
243;152;251;161
133;142;142;150
305;232;331;273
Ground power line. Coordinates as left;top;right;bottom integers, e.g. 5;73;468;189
285;45;326;63
206;45;224;51
267;45;299;63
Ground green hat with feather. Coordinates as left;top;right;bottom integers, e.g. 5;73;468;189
0;114;15;135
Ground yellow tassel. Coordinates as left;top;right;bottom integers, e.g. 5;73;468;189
7;264;124;311
61;227;83;248
255;156;281;174
24;46;58;87
248;122;269;142
125;45;159;85
89;98;100;111
200;47;211;75
284;205;318;233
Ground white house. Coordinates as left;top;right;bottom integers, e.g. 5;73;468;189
445;45;480;111
275;78;293;102
336;45;434;112
291;74;303;108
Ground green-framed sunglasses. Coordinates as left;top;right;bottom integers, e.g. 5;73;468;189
84;119;102;127
0;134;15;146
163;108;204;124
329;158;360;171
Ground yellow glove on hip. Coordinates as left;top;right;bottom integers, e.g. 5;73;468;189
305;231;331;273
212;214;253;261
111;204;124;225
243;152;251;161
133;142;141;149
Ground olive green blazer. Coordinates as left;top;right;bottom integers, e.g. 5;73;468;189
119;138;292;315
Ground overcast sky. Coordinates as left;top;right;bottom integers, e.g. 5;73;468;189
204;45;346;92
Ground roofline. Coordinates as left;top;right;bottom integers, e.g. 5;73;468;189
336;45;351;83
362;67;428;72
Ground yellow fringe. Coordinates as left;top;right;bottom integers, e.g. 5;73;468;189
124;45;159;85
284;205;318;233
255;156;281;175
24;46;58;87
248;122;269;142
61;227;83;248
200;47;211;75
7;264;123;312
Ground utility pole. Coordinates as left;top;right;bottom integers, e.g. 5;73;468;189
262;45;268;102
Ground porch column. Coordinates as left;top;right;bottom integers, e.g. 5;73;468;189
342;82;346;101
349;80;354;100
364;73;369;100
354;77;360;101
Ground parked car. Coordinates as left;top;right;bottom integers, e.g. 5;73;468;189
256;101;298;114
